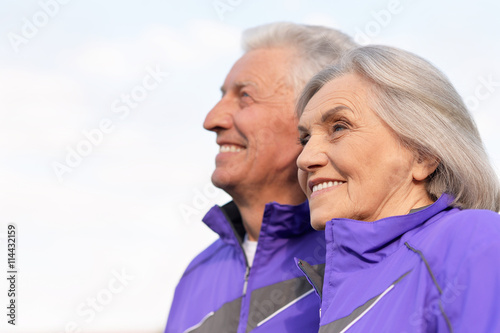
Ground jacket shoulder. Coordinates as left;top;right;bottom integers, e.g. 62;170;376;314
423;208;500;242
181;238;230;278
408;208;500;274
414;209;500;332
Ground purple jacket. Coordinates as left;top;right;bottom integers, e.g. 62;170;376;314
297;194;500;332
166;200;325;333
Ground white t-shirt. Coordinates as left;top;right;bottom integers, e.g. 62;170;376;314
242;234;258;267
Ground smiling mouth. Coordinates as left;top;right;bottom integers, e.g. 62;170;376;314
312;180;345;193
219;144;245;153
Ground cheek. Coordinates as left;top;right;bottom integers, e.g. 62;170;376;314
297;169;308;194
349;151;415;205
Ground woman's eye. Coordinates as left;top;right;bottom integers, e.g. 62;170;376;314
332;123;347;133
298;136;309;146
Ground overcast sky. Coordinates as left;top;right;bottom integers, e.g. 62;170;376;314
0;0;499;332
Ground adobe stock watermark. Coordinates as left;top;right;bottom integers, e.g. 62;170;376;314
464;74;500;112
179;182;224;225
247;236;325;329
7;0;73;53
212;0;245;21
61;268;134;333
409;277;466;330
354;0;405;44
52;65;169;183
281;235;326;281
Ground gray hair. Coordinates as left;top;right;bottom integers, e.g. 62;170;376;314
242;22;357;98
297;45;500;212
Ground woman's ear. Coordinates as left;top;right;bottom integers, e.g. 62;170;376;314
412;155;439;181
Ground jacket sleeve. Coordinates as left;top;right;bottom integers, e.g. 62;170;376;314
438;238;500;332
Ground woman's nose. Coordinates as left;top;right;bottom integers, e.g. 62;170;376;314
296;135;328;172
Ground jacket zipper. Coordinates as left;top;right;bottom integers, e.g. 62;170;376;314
219;203;253;332
297;259;322;318
219;206;251;296
296;260;321;297
242;265;250;295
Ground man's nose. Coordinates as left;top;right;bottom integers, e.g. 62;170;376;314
203;99;233;132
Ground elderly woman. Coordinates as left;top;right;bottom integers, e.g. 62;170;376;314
295;45;500;333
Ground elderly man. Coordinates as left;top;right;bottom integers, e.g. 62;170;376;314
165;22;356;333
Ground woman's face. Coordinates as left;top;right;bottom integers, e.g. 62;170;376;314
297;73;434;230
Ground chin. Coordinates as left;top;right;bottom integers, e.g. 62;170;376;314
310;216;327;231
211;169;237;190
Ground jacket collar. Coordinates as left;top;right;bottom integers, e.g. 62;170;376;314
203;200;313;247
325;193;455;271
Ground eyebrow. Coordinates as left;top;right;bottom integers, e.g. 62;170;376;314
298;105;352;133
220;81;257;95
321;106;352;122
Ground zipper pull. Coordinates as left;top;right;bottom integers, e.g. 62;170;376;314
242;266;250;295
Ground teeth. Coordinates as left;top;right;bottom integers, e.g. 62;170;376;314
220;145;244;153
312;181;344;193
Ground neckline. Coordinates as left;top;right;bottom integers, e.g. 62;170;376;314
325;193;454;268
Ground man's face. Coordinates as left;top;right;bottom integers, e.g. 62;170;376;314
203;48;303;200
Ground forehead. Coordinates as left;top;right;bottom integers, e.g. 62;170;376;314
300;73;374;124
223;47;294;90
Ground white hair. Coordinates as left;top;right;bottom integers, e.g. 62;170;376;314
297;45;500;212
242;22;357;98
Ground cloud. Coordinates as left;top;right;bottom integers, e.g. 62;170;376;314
301;12;341;29
74;43;130;77
0;66;87;152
